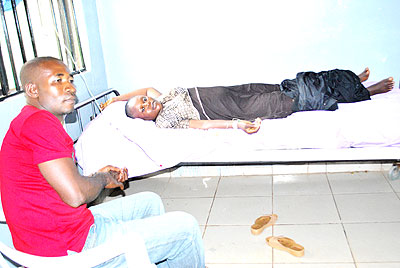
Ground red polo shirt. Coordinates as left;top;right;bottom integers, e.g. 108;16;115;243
0;105;93;256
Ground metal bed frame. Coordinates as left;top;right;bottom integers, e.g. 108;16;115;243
71;88;400;180
71;88;119;142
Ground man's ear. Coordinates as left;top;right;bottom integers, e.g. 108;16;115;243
24;83;39;98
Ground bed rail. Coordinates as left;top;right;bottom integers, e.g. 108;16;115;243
71;88;119;142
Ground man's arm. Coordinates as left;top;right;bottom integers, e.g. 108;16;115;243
101;87;162;110
189;118;261;134
38;157;128;208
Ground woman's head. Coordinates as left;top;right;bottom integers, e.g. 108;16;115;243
125;95;162;120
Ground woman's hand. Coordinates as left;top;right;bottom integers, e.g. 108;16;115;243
99;97;116;110
238;118;262;134
189;118;262;134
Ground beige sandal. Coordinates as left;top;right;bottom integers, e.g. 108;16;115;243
266;236;304;257
250;214;278;235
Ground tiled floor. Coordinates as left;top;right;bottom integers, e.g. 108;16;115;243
106;168;400;267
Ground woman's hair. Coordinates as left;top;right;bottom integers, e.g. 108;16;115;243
125;98;136;118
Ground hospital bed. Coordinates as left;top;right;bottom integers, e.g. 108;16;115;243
72;84;400;180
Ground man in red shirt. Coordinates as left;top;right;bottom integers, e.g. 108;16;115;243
0;57;204;267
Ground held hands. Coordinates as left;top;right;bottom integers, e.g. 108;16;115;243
97;165;128;190
237;118;262;134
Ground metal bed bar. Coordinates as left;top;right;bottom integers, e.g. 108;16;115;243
73;88;119;142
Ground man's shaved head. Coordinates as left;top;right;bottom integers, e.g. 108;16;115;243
20;56;64;90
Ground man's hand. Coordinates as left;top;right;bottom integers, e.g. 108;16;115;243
39;159;129;207
97;165;128;190
238;118;262;134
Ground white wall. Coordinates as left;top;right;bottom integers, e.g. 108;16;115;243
2;0;399;145
97;0;400;94
0;0;109;145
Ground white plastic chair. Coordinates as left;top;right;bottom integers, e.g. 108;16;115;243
0;233;156;268
0;207;156;268
0;230;156;268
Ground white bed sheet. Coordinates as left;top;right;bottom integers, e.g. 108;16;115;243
75;86;400;177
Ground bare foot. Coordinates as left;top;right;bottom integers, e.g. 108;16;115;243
367;77;395;95
358;67;370;82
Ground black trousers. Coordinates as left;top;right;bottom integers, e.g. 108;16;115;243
280;69;371;112
188;83;294;121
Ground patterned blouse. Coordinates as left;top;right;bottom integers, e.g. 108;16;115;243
155;87;200;129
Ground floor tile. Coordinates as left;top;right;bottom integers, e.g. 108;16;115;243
208;197;272;225
382;163;396;171
127;177;170;196
163;197;213;226
208;264;272;268
328;172;393;194
273;195;340;224
273;164;308;175
357;263;400;268
344;223;400;262
334;193;400;223
386;173;400;192
220;165;273;176
171;166;221;177
274;264;356;268
273;174;330;196
216;175;272;197
161;176;219;198
98;166;400;266
204;225;272;264
272;224;353;263
307;163;327;174
147;169;171;179
200;225;205;236
326;162;381;173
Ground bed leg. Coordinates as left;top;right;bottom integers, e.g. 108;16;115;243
388;162;400;181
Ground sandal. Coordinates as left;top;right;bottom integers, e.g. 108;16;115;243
266;236;304;257
250;214;278;235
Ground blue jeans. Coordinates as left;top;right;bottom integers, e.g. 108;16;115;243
83;191;205;267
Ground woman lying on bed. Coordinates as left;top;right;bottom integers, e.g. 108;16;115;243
101;68;394;134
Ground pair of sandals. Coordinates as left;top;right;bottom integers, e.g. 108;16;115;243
251;214;304;257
